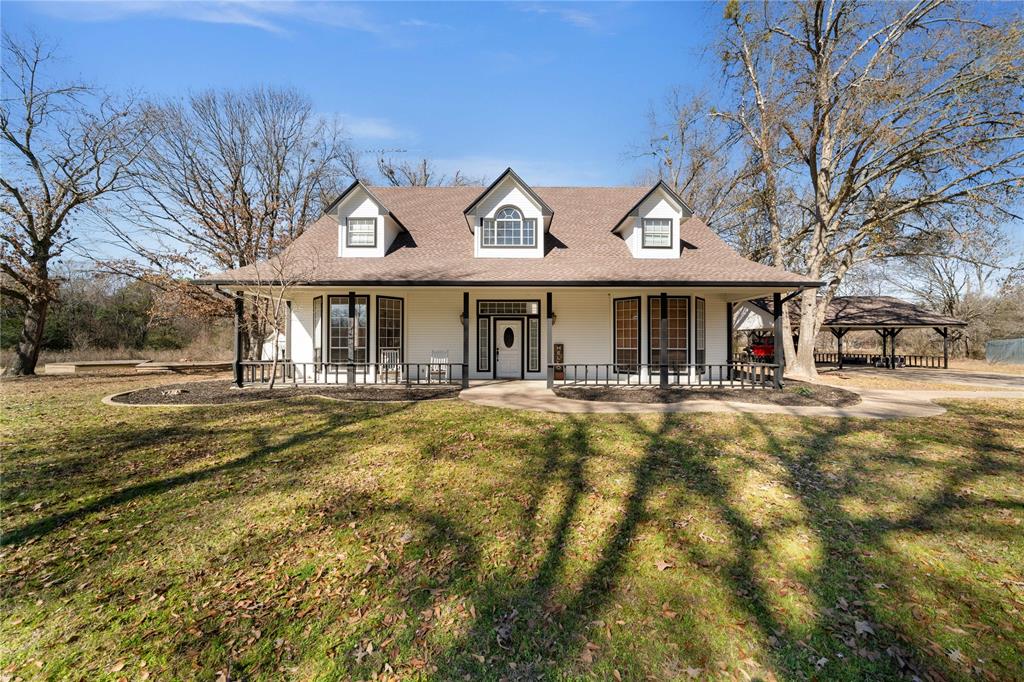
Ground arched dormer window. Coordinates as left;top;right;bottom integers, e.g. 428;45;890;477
481;205;536;247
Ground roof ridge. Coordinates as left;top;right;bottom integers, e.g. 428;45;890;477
369;185;646;190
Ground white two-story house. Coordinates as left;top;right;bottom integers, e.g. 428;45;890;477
200;168;820;388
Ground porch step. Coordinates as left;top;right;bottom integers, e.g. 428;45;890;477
44;360;147;374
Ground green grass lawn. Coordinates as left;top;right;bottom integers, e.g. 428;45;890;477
2;375;1023;681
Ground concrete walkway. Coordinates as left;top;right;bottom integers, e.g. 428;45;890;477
458;380;1024;419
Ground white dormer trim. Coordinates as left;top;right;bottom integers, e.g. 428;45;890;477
613;181;692;260
465;168;550;259
326;180;406;259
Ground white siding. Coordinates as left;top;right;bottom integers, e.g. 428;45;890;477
282;286;735;380
405;289;464;363
289;289;318;364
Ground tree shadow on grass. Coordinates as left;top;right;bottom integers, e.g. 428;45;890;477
430;414;689;680
429;404;1022;680
162;488;483;680
728;407;1024;680
1;400;413;548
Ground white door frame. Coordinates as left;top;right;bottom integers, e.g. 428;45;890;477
494;318;524;379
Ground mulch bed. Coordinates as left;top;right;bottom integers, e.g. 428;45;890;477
109;380;461;405
553;380;861;407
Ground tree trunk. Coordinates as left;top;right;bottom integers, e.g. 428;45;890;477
268;351;279;390
4;297;49;377
784;289;822;380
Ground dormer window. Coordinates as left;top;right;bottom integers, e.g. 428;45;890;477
482;206;537;247
346;217;377;248
642;218;672;248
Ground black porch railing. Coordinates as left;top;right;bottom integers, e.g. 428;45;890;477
239;361;469;387
813;352;945;368
546;362;780;389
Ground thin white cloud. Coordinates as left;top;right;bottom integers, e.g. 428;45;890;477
29;1;419;38
341;115;404;141
399;18;452;30
518;3;603;32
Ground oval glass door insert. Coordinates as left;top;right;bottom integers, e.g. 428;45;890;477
503;327;515;348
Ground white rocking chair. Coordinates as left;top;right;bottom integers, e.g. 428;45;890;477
380;349;402;383
429;350;449;382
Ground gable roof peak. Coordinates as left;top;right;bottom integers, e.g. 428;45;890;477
323;179;408;232
463;167;554;217
613;180;693;232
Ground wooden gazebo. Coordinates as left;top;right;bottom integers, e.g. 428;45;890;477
797;296;967;369
734;296;967;369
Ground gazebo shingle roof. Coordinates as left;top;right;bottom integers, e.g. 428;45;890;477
794;296;966;328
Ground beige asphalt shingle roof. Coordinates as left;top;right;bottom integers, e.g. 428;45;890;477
201;186;821;287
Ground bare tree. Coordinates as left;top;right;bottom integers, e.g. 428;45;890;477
108;86;351;355
1;33;146;375
376;155;483;187
886;229;1019;355
238;248;320;389
642;91;759;243
716;0;1024;378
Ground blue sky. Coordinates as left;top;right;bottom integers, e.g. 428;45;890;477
3;1;723;185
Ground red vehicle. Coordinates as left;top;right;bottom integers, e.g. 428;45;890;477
750;338;775;361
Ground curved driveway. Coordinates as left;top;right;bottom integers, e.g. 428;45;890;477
459;380;1024;419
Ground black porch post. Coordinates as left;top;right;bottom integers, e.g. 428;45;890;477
659;292;669;387
462;292;470;388
546;291;554;389
232;294;244;388
772;291;784;389
890;328;901;370
879;330;888;365
726;301;734;377
347;291;355;385
942;327;949;368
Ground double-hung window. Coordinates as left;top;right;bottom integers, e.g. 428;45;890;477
481;206;536;247
649;296;688;368
346;217;376;247
642;218;672;248
376;296;403;363
328;295;368;363
613;297;640;373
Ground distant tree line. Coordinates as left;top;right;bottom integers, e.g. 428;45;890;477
0;267;221;355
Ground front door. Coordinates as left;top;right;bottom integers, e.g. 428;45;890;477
495;320;522;379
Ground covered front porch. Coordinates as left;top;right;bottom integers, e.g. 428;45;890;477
229;286;793;390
